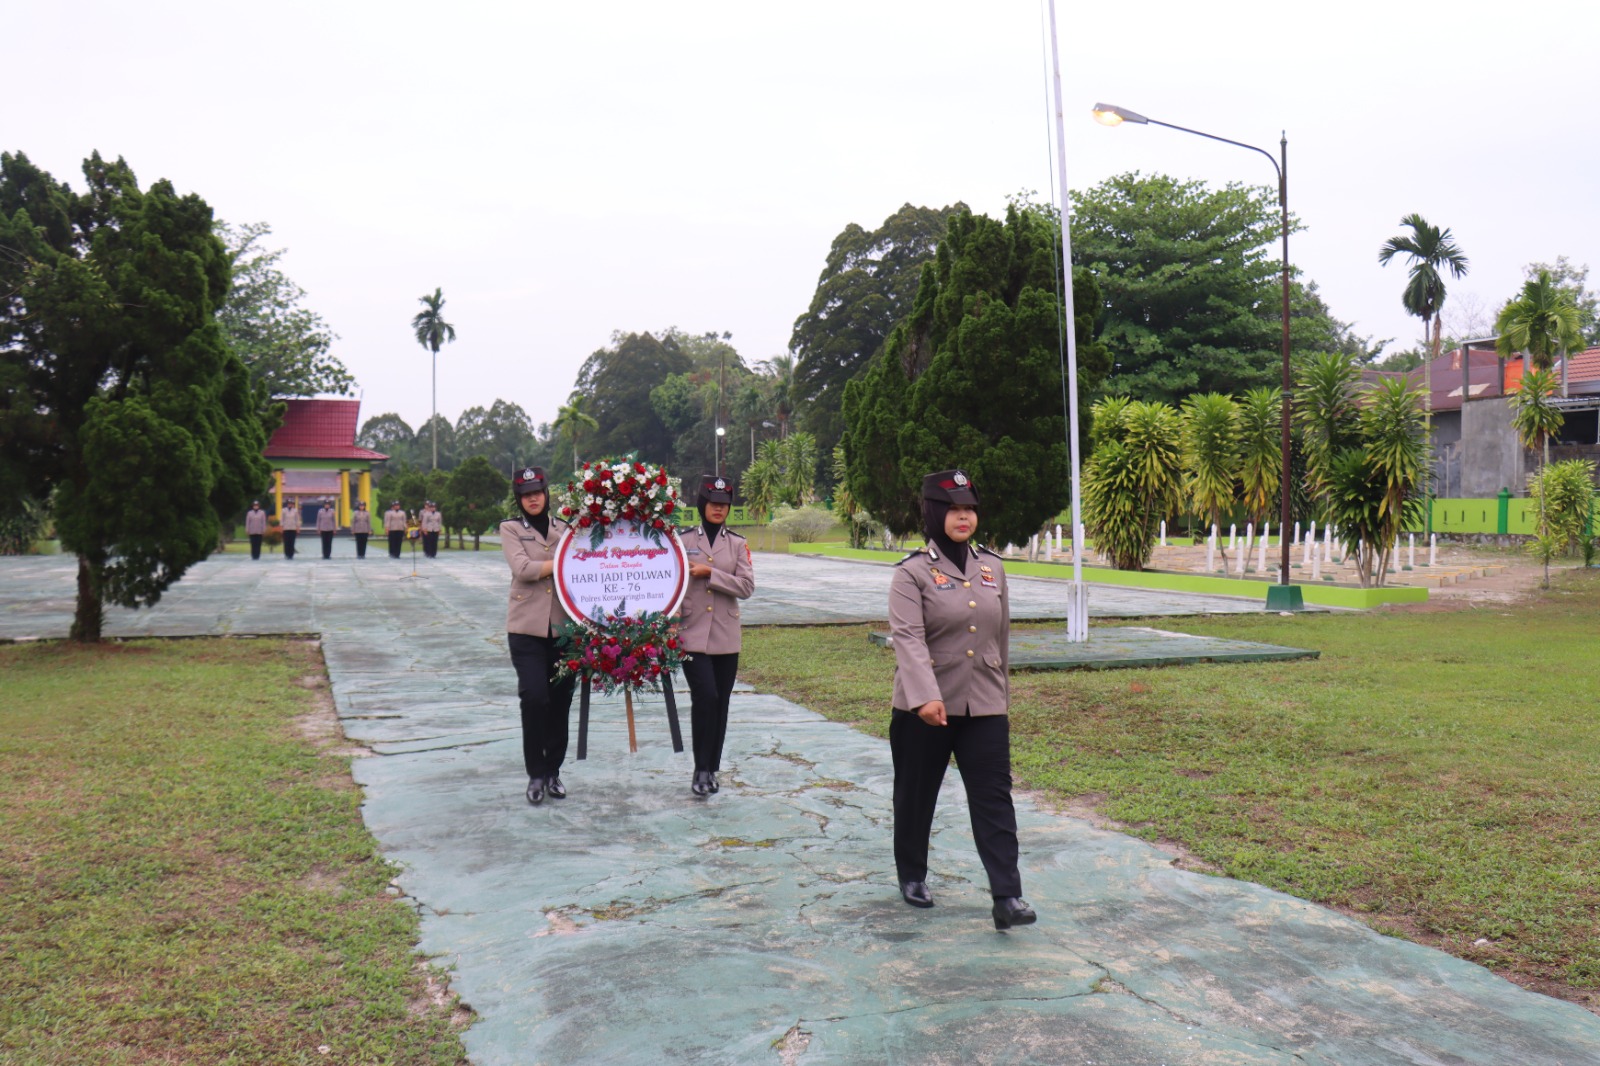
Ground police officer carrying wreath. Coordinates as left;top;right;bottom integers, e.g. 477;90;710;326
316;497;337;559
383;500;407;558
244;500;268;560
350;500;372;559
887;469;1035;931
279;498;302;560
420;500;443;558
500;467;577;805
676;474;756;796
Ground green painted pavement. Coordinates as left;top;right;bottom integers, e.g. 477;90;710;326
868;626;1320;670
4;550;1599;1063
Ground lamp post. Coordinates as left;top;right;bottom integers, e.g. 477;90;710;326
715;425;725;476
1092;104;1301;608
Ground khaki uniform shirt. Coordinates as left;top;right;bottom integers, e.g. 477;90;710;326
244;509;267;535
383;507;408;532
280;507;302;532
421;508;444;533
675;526;755;655
501;515;574;637
888;543;1009;716
350;509;372;534
316;506;336;532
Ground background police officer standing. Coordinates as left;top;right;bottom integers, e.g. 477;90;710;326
244;500;267;560
887;470;1035;931
350;500;372;558
279;498;301;559
420;500;443;557
675;475;756;796
500;467;577;805
383;500;407;558
316;497;337;558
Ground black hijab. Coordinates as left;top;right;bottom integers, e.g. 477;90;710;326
921;498;970;573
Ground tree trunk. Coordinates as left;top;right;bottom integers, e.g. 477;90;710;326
70;553;104;643
474;532;481;551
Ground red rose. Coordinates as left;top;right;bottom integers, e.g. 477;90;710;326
653;518;664;529
666;638;678;650
588;502;602;514
600;469;612;480
567;659;581;671
663;501;675;515
579;516;592;528
560;506;573;517
600;514;612;524
656;472;667;485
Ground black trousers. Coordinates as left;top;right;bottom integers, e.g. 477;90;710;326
422;531;439;557
249;534;263;560
682;652;738;772
354;533;368;558
508;632;577;779
282;530;297;559
388;530;403;558
321;530;334;558
890;710;1021;898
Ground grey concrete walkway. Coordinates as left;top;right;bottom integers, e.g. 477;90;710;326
6;550;1600;1064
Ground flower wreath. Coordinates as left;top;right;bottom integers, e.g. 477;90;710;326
556;456;681;548
554;606;686;696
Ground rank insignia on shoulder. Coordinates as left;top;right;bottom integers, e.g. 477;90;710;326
895;548;927;567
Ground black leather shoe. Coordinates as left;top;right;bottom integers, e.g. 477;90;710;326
525;777;546;805
899;881;934;908
691;770;710;797
992;897;1037;930
707;772;720;794
546;776;566;799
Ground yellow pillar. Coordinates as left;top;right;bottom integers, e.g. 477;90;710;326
338;470;351;528
358;469;373;515
273;469;284;520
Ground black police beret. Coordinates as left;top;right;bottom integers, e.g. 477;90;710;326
921;469;978;506
697;474;734;504
513;467;548;496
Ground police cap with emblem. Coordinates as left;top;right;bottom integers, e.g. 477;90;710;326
921;469;979;506
513;466;548;496
696;474;734;505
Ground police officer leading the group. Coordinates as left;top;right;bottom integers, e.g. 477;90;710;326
383;500;407;558
887;469;1035;931
675;474;756;797
500;467;578;805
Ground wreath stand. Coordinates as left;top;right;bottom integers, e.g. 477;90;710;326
576;674;684;759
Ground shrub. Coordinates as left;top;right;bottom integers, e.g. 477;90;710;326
769;504;841;543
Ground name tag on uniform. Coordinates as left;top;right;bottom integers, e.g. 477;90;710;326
686;548;701;557
930;567;955;591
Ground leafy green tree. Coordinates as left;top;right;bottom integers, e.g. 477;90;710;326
551;394;600;473
842;205;1110;546
414;414;458;471
411;287;457;470
1360;377;1428;582
447;455;507;550
648;371;719;477
357;412;417;466
1293;352;1364;519
1180;393;1240;548
791;203;965;464
1496;270;1585;397
1070;172;1346;404
1378;214;1470;425
1521;257;1599;348
455;399;535;476
574;331;693;464
1081;398;1183;570
0;151;273;641
1510;367;1563;473
214;221;351;398
1527;459;1596;588
740;455;781;523
1237;387;1283;526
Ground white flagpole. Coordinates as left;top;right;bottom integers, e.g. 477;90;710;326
1047;0;1088;642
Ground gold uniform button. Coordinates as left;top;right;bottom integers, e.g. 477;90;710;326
968;625;977;633
707;606;714;612
968;600;977;608
966;649;975;657
963;581;971;588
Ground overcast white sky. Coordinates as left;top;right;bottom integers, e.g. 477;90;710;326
12;0;1599;433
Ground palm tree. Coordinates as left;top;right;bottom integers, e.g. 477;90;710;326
1180;393;1240;556
1511;367;1565;586
411;288;457;470
1237;387;1283;528
1496;270;1584;397
1359;377;1427;584
1293;352;1363;520
1378;215;1470;433
551;394;599;473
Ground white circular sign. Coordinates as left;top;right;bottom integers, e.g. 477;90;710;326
554;518;689;625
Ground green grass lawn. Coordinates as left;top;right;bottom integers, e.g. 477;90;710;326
739;570;1600;1013
0;639;467;1065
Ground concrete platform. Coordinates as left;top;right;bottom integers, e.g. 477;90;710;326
869;625;1320;670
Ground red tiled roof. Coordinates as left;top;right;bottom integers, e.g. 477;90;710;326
264;399;389;461
1566;346;1600;383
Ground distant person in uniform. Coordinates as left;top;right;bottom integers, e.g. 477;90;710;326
244;500;268;560
384;500;407;558
887;469;1035;931
500;466;576;806
350;500;372;558
317;497;337;559
421;499;443;558
279;499;301;560
676;474;755;797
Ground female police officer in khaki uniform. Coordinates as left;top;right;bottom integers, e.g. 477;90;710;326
887;470;1035;931
500;466;577;805
676;474;755;796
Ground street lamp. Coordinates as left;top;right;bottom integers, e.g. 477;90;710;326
715;425;726;476
1092;103;1301;608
